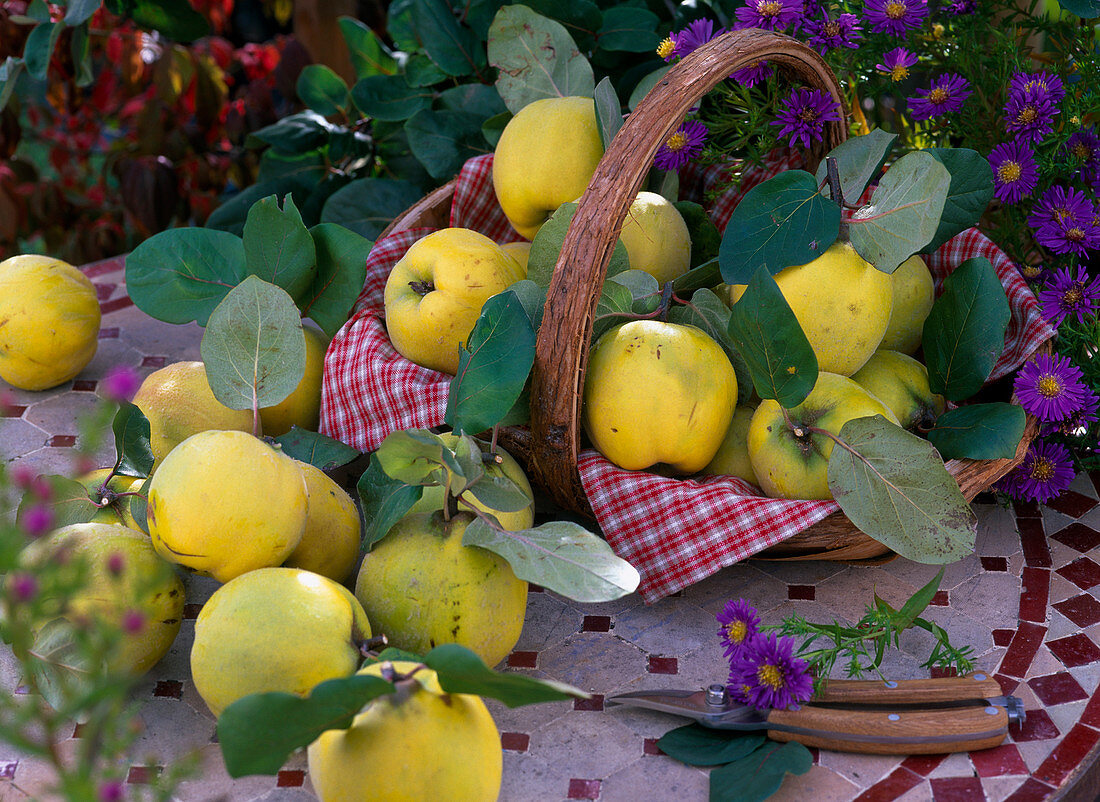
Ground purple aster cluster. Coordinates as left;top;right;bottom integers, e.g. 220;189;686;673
908;73;971;122
988;140;1039;205
876;48;918;82
1037;265;1100;328
772;87;842;150
1065;128;1100;190
731;59;774;87
943;0;976;13
1028;185;1100;257
997;439;1076;504
673;18;720;59
654;119;708;172
802;13;862;53
733;0;803;31
1013;351;1091;423
1003;83;1061;145
718;600;813;710
864;0;928;36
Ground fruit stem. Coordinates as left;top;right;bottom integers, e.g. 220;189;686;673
825;157;850;241
409;280;434;296
358;634;389;658
656;282;675;322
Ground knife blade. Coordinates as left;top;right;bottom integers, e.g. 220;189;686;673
607;677;1024;755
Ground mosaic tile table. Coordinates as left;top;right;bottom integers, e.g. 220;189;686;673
4;256;1100;801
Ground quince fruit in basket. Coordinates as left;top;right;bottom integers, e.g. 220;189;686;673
619;191;693;284
383;228;525;375
582;319;738;474
880;254;935;355
851;349;946;431
0;254;101;391
492;96;604;240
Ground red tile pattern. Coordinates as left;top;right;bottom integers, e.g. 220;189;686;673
930;590;950;606
930;776;984;800
507;651;538;668
647;656;678;674
982;556;1010;571
573;694;604;712
1009;708;1060;742
1045;491;1099;518
126;766;161;784
1004;778;1056;801
567;779;601;799
1047;634;1100;668
1056;557;1100;590
1019;567;1051;623
1052;523;1100;553
788;584;815;600
153;680;183;699
1028;672;1088;706
581;615;611;632
970;743;1028;777
276;770;305;787
643;738;662;756
501;732;530;752
1033;724;1100;786
1019;517;1052;567
1052;593;1100;627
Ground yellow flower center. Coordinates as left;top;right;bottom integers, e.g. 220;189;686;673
1064;286;1084;305
1072;142;1092;162
890;65;910;81
1017;106;1038;124
885;1;907;18
928;87;949;104
657;37;676;59
932;22;945;38
799;108;819;123
757;663;784;690
1023;264;1043;279
824;21;841;36
758;0;783;16
1030;457;1055;481
726;620;748;644
1067;227;1085;243
665;131;688;152
1038;375;1063;397
998;161;1022;183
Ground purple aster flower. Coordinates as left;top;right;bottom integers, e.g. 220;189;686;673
876;48;918;82
908;73;971;122
1045;385;1100;437
8;573;38;603
654;120;708;171
733;0;803;31
728;632;814;711
802;13;862;53
772;87;842;150
673;18;721;59
1009;439;1075;504
1037;264;1100;327
1065;128;1100;185
717;598;761;658
988;140;1039;205
864;0;928;36
100;365;140;403
1003;85;1058;144
1008;70;1066;106
1029;185;1100;257
1013;351;1090;423
731;59;774;87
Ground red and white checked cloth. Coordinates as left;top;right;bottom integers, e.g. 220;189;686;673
320;152;1055;603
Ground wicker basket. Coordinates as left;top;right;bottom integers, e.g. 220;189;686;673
379;28;1045;562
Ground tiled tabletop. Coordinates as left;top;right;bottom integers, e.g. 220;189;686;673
4;256;1100;801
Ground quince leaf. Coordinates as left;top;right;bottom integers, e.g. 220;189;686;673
710;741;813;802
297;64;350;117
464;474;531;514
373;429;457;486
301;223;372;340
594;76;623;151
462;518;640;603
357;452;423;550
426;643;590;706
815;129;897;204
113;402;154;478
200;276;306;414
1058;0;1100;17
726;266;818;409
657;724;766;767
337;16;398;80
319;178;423;242
445;290;536;437
217;674;395;777
848;151;950;274
923;148;995;253
488;5;594;114
273;427;362;471
719;170;841;284
17;475;99;530
925;403;1026;461
527;202;630;288
827;415;976;564
243;195;317;303
28;618;95;714
597;6;661;53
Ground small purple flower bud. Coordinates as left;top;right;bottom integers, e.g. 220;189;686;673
20;505;53;538
122;609;145;634
100;366;140;403
98;780;124;802
106;552;126;577
10;464;35;489
9;573;37;603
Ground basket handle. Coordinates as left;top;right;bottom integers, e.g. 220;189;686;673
525;28;849;509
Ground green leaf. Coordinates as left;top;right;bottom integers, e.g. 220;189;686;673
925;403;1026;460
217;674;395;777
437;84;509;119
24;21;61;80
200;276;307;412
815;129;897;204
720;170;841;284
404;109;490;180
248;111;335;153
628;64;670;110
18;476;98;530
1058;0;1100;15
243;195;317;302
301;223;372;339
373;429;456;486
596;6;660;52
69;23;92;87
405;53;449;87
391;0;486;77
710;741;813;802
594;76;623;151
487;4;594;114
506;279;546;332
923;256;1010;401
590;272;649;345
0;57;25;113
112;402;154;477
656;725;766;767
674;201;721;268
357;453;423;550
337;16;398;79
64;0;100;25
125;228;247;325
320;178;424;241
523;0;602;49
848;151;951;273
827;416;977;564
464;476;531;516
297;64;350;117
274;427;362;471
481;111;511;147
462;517;640;603
206;172;322;237
351;74;433;122
527;202;630;288
445;291;536;436
425;643;589;705
924;148;995;253
28;618;94;713
727;267;818;408
669;288;751;405
894;566;944;629
104;0;210;41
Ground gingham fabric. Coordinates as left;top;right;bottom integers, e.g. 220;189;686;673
319;152;1056;603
